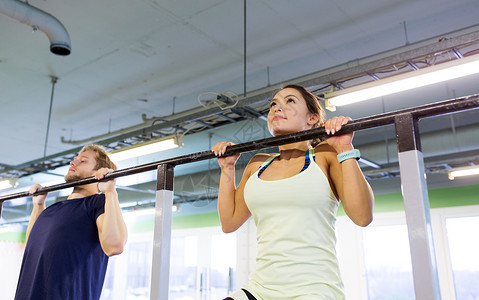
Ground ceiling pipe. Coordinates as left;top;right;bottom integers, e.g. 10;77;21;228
0;0;71;55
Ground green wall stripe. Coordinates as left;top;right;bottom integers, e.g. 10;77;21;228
128;212;221;233
338;184;479;215
2;185;477;240
172;212;220;230
428;185;479;208
0;231;25;243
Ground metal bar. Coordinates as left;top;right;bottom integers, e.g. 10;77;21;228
0;94;478;204
195;120;214;129
218;114;237;123
150;164;174;300
407;61;420;71
366;72;380;81
395;113;422;152
452;48;464;59
2;147;80;172
395;114;441;299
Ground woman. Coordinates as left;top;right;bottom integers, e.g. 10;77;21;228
212;84;374;300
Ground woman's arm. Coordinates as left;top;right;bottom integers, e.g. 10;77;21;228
95;168;128;256
324;117;374;227
212;142;262;233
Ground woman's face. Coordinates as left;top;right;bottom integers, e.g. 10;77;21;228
267;87;318;137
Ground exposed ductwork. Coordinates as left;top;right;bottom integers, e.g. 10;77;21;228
0;0;71;55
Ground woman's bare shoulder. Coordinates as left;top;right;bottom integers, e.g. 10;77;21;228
248;152;276;165
242;153;276;177
314;141;337;156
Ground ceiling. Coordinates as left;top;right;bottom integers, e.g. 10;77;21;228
1;0;479;224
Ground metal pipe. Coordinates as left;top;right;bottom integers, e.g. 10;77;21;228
0;0;71;55
1;94;478;203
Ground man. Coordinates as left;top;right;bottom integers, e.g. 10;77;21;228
15;144;128;300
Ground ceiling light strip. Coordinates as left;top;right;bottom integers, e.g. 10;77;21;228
326;53;479;106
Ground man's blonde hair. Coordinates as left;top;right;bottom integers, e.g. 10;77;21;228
80;144;118;171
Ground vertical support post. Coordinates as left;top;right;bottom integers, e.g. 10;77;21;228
150;164;175;300
0;201;3;219
395;113;441;300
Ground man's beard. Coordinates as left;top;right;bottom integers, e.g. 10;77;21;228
64;173;83;183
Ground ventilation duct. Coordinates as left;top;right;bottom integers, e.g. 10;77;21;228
0;0;71;55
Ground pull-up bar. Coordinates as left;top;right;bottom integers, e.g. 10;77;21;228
1;94;479;300
1;94;478;203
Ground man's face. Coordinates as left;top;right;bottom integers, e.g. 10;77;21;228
64;151;97;182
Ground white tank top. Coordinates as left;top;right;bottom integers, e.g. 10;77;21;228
242;148;345;300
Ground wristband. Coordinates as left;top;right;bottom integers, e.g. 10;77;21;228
337;149;360;163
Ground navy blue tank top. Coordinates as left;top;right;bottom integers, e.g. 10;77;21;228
15;194;108;300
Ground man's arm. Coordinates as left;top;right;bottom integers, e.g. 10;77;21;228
95;168;128;256
25;184;47;244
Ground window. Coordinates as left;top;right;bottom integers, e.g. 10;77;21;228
0;240;24;300
125;240;153;299
101;235;153;300
362;224;415;300
100;226;236;300
169;228;236;300
446;216;479;299
169;235;198;299
210;233;236;298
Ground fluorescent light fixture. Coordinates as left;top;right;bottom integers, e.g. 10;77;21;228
0;178;18;191
172;203;181;212
124;208;156;218
358;157;381;169
119;202;137;209
121;204;180;213
325;53;479;107
0;180;12;190
448;165;479;180
109;135;182;162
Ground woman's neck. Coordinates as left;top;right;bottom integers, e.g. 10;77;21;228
278;141;310;160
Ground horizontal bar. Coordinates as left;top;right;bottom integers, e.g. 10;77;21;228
1;94;478;203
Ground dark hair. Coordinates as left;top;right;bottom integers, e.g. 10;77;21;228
277;84;326;147
80;144;118;171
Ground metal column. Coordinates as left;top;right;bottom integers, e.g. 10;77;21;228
395;113;441;300
150;164;175;300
